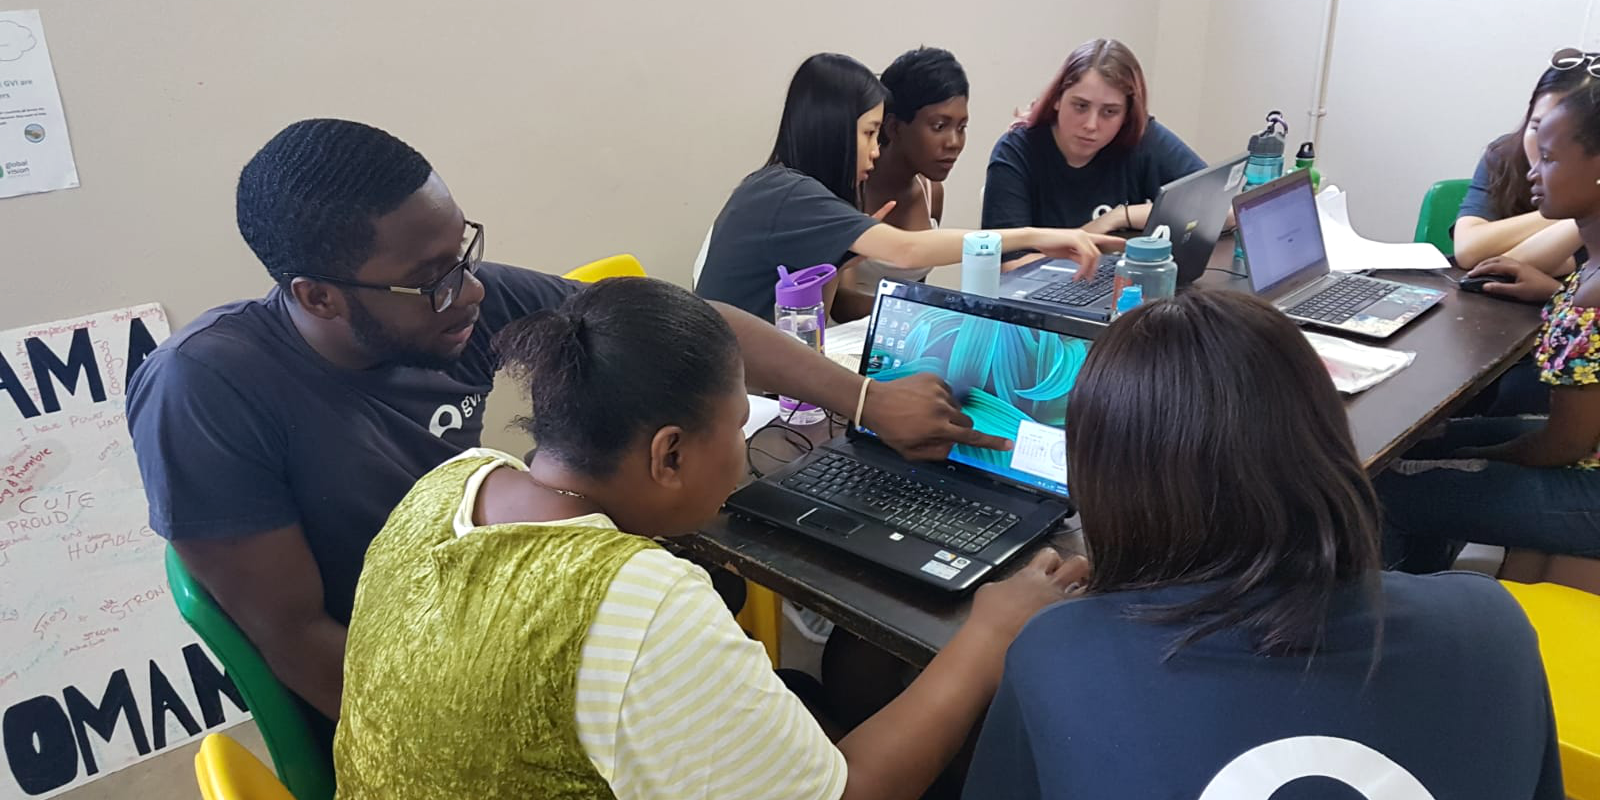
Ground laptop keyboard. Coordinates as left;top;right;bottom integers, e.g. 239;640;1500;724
781;453;1020;553
1025;268;1115;307
1285;275;1395;324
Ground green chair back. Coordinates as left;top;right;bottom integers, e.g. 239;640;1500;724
166;547;336;800
1413;178;1472;256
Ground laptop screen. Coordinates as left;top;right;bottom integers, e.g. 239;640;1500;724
860;294;1079;499
1238;172;1327;296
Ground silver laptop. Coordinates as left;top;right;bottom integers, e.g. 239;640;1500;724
1232;170;1444;339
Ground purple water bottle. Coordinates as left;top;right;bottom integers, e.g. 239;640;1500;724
774;264;836;425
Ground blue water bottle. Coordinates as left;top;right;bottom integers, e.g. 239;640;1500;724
1233;111;1288;271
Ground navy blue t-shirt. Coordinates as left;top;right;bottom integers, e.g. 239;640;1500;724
981;118;1206;234
127;262;576;625
965;571;1561;800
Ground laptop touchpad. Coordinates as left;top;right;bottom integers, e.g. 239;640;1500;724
797;507;862;537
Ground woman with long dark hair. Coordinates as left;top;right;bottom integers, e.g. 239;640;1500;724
981;39;1204;241
696;53;1118;321
1455;58;1595;273
964;291;1559;799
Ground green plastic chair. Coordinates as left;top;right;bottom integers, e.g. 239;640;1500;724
1413;178;1472;256
166;547;336;800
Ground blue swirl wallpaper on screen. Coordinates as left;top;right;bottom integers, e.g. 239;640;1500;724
864;302;1087;495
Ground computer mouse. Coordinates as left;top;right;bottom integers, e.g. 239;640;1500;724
1459;274;1517;293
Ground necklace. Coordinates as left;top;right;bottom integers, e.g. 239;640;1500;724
526;473;587;499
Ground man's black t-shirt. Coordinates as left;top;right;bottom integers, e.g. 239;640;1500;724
127;262;576;625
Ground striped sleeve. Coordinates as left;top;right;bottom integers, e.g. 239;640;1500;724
574;549;848;800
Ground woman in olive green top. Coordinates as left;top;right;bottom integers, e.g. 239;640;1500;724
334;277;1087;799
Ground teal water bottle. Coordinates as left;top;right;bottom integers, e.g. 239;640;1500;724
1233;111;1289;270
1110;236;1176;320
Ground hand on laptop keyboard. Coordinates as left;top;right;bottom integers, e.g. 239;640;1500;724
969;549;1090;641
1030;230;1126;281
861;372;1015;461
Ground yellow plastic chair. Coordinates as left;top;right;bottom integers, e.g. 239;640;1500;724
195;733;297;800
1501;580;1600;799
736;582;784;667
563;254;646;282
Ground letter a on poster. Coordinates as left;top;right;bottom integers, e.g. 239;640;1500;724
0;10;79;199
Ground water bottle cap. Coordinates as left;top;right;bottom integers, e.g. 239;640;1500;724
1296;141;1316;160
1124;236;1172;263
775;263;837;309
962;231;1002;257
1115;284;1145;314
1248;130;1285;157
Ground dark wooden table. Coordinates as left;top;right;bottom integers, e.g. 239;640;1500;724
680;239;1544;668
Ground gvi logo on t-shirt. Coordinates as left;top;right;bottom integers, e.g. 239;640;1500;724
429;392;484;438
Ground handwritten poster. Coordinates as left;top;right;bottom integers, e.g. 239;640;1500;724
0;305;247;799
0;10;79;200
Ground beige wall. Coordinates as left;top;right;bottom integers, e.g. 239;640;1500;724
2;0;1180;326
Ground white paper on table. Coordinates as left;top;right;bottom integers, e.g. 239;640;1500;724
1304;330;1415;393
1315;185;1449;273
824;316;871;369
744;394;782;439
0;10;80;199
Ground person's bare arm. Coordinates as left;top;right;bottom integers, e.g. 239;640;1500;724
852;224;1121;275
1455;213;1564;270
1464;384;1600;467
836;552;1088;800
1504;218;1583;276
173;525;347;719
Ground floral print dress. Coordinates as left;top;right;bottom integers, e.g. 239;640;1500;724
1534;270;1600;469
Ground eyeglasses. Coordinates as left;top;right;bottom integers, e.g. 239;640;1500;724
1551;48;1600;78
285;220;485;313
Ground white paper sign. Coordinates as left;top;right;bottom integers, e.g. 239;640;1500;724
0;10;79;199
0;305;248;799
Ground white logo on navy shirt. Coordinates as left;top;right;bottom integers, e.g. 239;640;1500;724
1199;736;1434;799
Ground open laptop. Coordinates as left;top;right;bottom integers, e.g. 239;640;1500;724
1001;153;1249;321
1233;170;1444;339
724;280;1099;593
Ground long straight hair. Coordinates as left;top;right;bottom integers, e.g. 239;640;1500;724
767;53;889;205
1017;38;1149;153
1485;61;1597;218
1067;291;1381;657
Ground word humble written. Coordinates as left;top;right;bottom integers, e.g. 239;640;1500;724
0;320;159;420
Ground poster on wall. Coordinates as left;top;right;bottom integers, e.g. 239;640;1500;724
0;9;79;200
0;305;248;799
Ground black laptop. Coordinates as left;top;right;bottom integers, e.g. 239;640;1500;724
1233;170;1444;339
724;280;1100;592
1001;153;1249;321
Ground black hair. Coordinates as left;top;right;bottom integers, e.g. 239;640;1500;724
881;47;969;124
1557;77;1600;155
236;119;433;287
1068;291;1380;658
493;278;742;477
767;53;890;204
1485;62;1598;218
